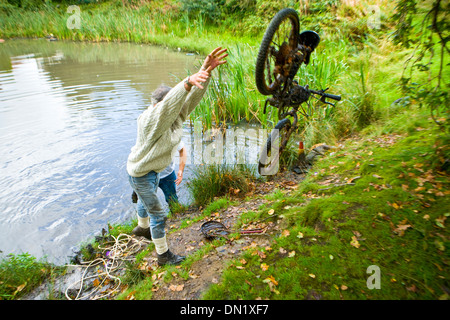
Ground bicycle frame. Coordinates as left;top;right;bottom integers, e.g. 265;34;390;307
256;8;341;176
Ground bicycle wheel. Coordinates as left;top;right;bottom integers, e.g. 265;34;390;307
258;118;292;175
255;8;300;96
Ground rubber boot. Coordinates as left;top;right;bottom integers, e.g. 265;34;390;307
157;249;186;266
132;225;152;241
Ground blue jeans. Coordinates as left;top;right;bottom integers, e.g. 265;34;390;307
128;171;167;239
159;170;179;209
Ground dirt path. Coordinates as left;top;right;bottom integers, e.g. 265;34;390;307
146;171;305;300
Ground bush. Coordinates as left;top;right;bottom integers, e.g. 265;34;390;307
179;0;223;22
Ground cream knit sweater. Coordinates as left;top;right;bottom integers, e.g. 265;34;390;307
127;77;210;177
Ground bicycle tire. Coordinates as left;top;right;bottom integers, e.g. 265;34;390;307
258;118;292;175
255;8;300;96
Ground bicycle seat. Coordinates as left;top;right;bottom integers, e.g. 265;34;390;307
299;30;320;51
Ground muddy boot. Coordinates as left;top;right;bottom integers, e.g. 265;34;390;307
132;226;152;241
157;249;185;266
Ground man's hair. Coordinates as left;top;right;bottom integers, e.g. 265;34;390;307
151;85;172;105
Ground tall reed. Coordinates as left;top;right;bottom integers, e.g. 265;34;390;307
190;44;264;129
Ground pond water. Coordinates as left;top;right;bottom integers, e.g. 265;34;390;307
0;39;266;265
0;39;211;264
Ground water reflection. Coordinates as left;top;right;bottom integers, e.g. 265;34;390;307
0;39;200;264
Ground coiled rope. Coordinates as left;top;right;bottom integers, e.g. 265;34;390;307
64;233;150;300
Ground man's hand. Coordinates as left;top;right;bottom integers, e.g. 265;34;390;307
185;47;227;91
187;70;210;90
201;47;228;74
175;169;183;186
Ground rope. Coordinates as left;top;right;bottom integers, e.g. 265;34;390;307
64;233;151;300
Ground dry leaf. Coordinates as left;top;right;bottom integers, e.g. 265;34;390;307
288;251;296;257
297;232;304;239
268;209;275;215
394;224;411;236
350;236;360;248
279;247;287;254
309;274;316;278
260;263;269;271
263;275;278;286
340;285;348;290
281;230;290;237
15;283;26;293
169;284;184;292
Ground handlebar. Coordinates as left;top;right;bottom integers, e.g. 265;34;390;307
310;89;341;101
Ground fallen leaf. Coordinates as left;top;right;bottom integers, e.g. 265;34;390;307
309;274;316;278
288;251;296;257
394;224;411;236
415;186;425;192
406;284;417;293
93;278;101;287
169;284;184;292
350;236;360;248
279;247;287;254
281;230;290;237
263;275;278;286
15;283;26;294
268;209;275;215
340;285;348;290
240;259;247;265
297;232;304;239
393;202;400;209
373;174;382;179
435;216;446;228
260;263;269;271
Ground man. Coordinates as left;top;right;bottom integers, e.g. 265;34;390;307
127;47;227;266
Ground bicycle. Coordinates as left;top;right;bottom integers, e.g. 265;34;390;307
255;8;341;176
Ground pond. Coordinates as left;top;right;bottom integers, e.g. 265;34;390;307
0;39;266;265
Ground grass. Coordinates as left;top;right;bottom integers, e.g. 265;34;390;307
202;106;449;300
187;163;258;207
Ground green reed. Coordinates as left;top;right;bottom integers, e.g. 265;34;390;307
190;44;266;129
